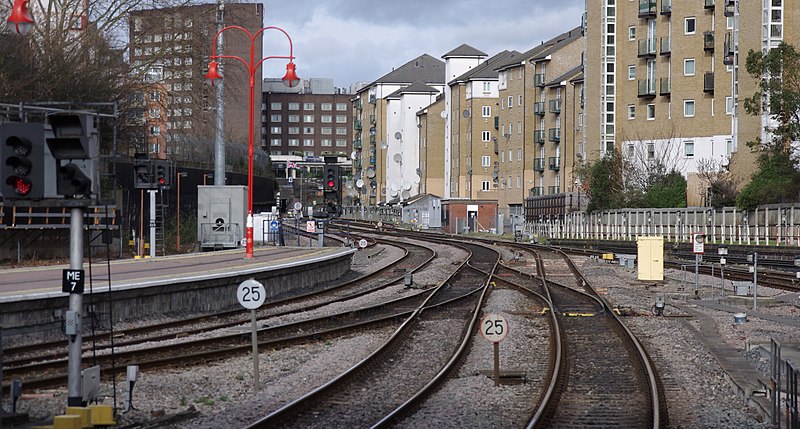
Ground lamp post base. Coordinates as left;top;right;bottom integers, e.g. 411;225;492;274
245;214;254;259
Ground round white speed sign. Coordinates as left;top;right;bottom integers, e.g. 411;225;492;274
237;279;266;310
358;239;368;249
480;313;509;343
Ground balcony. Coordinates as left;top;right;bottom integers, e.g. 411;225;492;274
369;135;376;144
638;79;656;98
369;126;376;136
704;72;714;93
494;139;499;154
703;32;715;52
354;159;362;170
354;120;362;130
548;128;561;143
638;0;657;17
661;0;671;15
354;99;362;110
353;138;362;149
548;186;561;195
724;0;734;17
660;77;671;96
534;102;546;116
548;156;561;170
369;114;376;124
369;155;376;164
534;158;545;171
704;0;715;9
660;37;671;55
368;94;376;104
638;38;657;58
534;74;546;87
723;32;734;65
549;99;562;114
534;130;546;144
530;187;544;197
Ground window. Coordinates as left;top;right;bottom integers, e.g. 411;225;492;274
725;96;733;114
481;181;490;191
627;105;635;119
517;148;522;161
288;127;299;134
627;144;635;158
303;103;315;110
321;103;332;110
150;126;160;136
270;102;282;110
289;115;299;122
509;123;514;134
482;131;491;142
321;127;332;134
270;138;282;146
508;149;513;162
303;115;314;122
482;82;491;93
628;26;636;41
336;115;347;123
270;126;282;133
336;103;347;111
482;106;491;117
685;17;696;35
726;138;733;155
303;127;314;134
336;139;347;147
321;139;332;146
303;139;314;146
149;108;161;119
684;100;696;117
684;59;696;76
289;103;300;110
507;96;513;108
270;114;281;122
647;104;655;120
684;140;695;157
321;115;332;123
481;155;491;167
647;143;655;160
518;95;523;106
336;127;347;135
288;139;299;146
628;65;635;80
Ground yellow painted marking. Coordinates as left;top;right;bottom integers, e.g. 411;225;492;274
539;307;550;315
563;312;596;317
613;308;621;315
490;281;497;288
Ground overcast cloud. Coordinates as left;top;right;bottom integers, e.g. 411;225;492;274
258;0;585;89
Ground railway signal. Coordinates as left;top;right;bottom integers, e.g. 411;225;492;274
1;122;45;199
46;113;99;199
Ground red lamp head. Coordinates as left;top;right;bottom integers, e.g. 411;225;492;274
281;62;300;88
7;0;34;35
204;61;222;86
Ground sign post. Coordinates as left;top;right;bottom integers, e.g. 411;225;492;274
237;279;266;391
692;233;705;298
479;313;509;387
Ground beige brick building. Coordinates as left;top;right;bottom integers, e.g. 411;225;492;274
585;0;799;205
417;95;446;197
495;28;583;224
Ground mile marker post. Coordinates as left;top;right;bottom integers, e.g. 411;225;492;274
237;279;266;391
480;313;509;386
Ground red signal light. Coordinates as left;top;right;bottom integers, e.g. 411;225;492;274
7;176;31;196
327;180;335;188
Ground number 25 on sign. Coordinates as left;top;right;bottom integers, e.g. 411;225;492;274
480;313;509;387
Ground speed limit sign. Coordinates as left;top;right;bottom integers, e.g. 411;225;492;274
237;279;266;310
480;313;509;343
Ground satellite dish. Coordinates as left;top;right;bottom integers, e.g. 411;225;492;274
403;181;412;191
391;181;401;192
394;132;402;140
390;189;399;197
393;153;403;163
440;111;447;119
401;190;410;199
370;180;377;189
356;179;365;188
350;151;357;160
380;141;388;150
462;109;471;118
413;174;420;184
366;167;376;178
354;172;362;181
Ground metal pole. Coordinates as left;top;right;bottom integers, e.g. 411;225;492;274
720;264;725;298
493;342;500;387
250;309;260;392
214;0;226;186
694;254;700;299
1;325;4;427
67;208;84;406
149;190;157;258
139;189;144;257
177;174;181;252
753;252;758;311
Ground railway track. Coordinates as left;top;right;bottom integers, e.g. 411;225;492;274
247;240;499;428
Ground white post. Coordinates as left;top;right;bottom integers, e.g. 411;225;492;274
149;190;157;258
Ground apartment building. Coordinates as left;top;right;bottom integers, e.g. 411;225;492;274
585;0;798;205
417;94;446;197
351;54;445;205
494;28;583;224
129;3;263;160
261;78;353;158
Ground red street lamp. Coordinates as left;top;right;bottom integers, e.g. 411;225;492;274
205;25;299;259
6;0;34;35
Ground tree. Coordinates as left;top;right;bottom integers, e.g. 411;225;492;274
578;150;626;212
737;42;800;207
643;170;686;208
696;158;739;208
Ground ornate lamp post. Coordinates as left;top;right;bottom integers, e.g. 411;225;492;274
205;25;299;259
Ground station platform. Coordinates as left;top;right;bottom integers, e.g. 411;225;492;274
0;246;355;338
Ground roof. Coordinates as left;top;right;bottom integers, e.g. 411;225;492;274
442;44;488;59
527;26;583;62
546;64;583;87
373;54;446;86
450;50;521;84
386;81;440;99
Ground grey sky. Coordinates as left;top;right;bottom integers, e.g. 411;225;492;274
258;1;585;89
